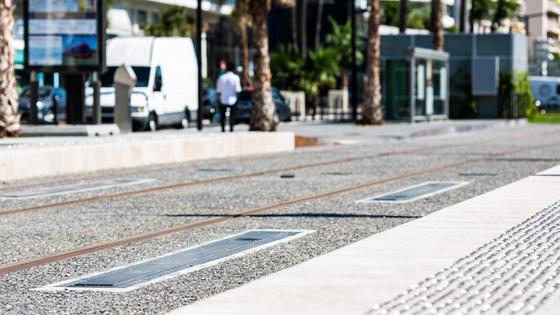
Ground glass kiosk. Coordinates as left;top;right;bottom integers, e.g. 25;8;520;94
382;47;449;122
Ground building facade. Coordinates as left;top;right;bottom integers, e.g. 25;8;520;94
525;0;560;52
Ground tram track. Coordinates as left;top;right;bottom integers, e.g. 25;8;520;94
0;137;557;276
0;142;472;218
1;126;554;219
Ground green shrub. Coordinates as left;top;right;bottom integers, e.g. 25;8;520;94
498;72;536;119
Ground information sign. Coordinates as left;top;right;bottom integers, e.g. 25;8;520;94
24;0;105;72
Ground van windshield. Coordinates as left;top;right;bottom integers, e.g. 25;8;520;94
100;66;151;87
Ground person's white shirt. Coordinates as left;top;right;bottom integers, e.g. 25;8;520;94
217;71;242;106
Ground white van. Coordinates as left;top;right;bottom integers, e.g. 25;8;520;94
529;76;560;110
86;37;198;131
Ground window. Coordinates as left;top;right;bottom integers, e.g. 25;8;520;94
151;12;159;24
100;66;151;87
154;66;163;91
137;10;147;24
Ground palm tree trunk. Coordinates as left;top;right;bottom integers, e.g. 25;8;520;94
314;0;324;49
0;0;20;137
299;0;308;57
249;0;276;131
431;0;444;51
361;0;382;125
291;3;298;47
237;20;251;87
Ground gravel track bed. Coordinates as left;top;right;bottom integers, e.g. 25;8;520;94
1;124;560;314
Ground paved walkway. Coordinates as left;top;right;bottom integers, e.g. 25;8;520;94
2;119;520;148
169;166;560;315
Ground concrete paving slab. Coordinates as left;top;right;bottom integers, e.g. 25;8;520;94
0;132;294;182
168;173;560;315
536;164;560;176
278;119;526;144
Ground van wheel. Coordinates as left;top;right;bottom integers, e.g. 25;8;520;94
179;117;189;129
147;113;158;132
176;109;190;129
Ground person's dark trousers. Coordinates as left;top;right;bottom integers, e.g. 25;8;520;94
219;104;238;132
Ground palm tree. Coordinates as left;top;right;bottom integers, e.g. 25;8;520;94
249;0;276;131
325;18;364;91
0;0;20;137
232;0;251;87
490;0;518;33
470;0;492;33
361;0;383;125
431;0;443;50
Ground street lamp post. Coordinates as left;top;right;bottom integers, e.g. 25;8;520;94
399;0;408;33
196;0;203;131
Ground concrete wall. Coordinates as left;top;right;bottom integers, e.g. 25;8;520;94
0;132;295;182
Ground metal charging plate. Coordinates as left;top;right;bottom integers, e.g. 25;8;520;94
38;230;313;292
0;178;154;199
358;181;468;203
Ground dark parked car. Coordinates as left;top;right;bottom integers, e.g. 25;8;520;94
203;87;218;120
235;87;292;124
18;86;66;124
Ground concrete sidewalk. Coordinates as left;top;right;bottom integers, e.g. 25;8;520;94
0;132;295;182
0;120;520;182
278;119;527;144
169;166;560;315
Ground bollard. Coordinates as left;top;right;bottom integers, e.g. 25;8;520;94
113;65;137;133
29;71;38;124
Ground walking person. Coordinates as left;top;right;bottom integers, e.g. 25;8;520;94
216;62;242;132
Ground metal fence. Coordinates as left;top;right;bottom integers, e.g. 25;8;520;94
500;93;531;121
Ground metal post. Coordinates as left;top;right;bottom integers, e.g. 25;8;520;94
350;0;358;121
64;73;86;124
92;71;101;124
52;92;58;125
399;0;408;34
29;71;38;124
459;0;466;33
196;0;203;131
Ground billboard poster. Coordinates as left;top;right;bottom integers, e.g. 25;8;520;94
24;0;104;72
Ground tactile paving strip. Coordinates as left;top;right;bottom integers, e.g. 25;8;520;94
368;200;560;315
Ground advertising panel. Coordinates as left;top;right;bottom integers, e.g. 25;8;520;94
24;0;105;72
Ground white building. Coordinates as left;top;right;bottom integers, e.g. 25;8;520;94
108;0;234;36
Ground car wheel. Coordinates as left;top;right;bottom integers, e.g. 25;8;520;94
147;113;158;132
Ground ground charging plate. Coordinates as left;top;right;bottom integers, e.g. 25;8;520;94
0;178;155;199
357;181;468;203
37;230;314;293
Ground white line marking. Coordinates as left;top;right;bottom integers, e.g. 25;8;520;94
35;229;315;293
